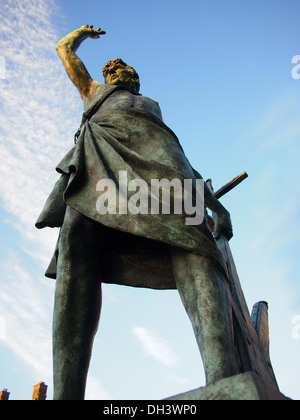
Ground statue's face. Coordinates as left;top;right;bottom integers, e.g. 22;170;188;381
105;61;133;86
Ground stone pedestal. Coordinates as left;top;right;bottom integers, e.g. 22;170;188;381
165;372;290;401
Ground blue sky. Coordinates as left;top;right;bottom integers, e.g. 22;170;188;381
0;0;299;400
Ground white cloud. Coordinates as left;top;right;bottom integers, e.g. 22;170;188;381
246;89;300;150
229;89;300;399
132;326;179;368
165;373;188;386
85;376;113;401
0;0;94;399
0;251;53;380
0;0;82;264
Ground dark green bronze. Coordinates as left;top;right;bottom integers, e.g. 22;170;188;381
37;24;242;400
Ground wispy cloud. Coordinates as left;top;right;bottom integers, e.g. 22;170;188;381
0;0;83;397
85;376;113;400
132;326;179;368
0;251;53;380
0;0;82;264
227;87;300;398
238;88;300;256
165;373;188;386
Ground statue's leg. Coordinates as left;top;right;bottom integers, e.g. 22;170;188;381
171;248;237;385
53;206;102;400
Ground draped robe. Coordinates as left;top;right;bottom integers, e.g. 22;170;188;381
36;84;226;289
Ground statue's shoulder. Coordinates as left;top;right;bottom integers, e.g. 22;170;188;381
83;82;112;111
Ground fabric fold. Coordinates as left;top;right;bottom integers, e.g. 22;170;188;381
36;87;226;289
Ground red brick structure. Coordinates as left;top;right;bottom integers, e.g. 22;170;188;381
0;388;10;400
32;382;48;400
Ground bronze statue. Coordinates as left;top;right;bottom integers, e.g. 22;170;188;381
36;25;237;400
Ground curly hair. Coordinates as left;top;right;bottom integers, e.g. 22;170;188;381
102;58;140;94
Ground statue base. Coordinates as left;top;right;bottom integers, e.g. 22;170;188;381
164;372;291;401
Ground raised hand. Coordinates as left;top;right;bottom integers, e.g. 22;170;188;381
56;25;106;97
213;209;233;240
79;24;106;39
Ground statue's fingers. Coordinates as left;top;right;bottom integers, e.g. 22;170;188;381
89;24;94;28
93;28;105;35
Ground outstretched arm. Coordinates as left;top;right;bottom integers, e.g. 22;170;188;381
56;24;106;98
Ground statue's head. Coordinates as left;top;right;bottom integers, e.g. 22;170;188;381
103;58;140;94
